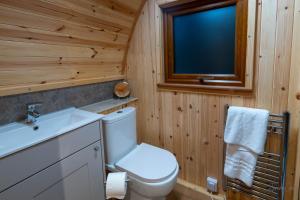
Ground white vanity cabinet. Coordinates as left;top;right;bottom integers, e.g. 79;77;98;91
0;121;106;200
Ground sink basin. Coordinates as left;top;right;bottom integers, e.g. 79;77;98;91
0;108;104;159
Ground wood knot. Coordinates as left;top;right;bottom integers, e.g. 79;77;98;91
296;93;300;100
90;48;98;58
187;156;193;161
56;25;65;32
113;34;118;42
177;107;183;112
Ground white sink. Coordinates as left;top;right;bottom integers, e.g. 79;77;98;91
0;108;104;159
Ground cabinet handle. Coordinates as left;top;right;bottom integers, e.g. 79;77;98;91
94;146;100;152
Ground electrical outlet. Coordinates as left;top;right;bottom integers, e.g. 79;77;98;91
207;177;218;193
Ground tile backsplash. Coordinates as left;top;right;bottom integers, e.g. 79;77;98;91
0;80;120;125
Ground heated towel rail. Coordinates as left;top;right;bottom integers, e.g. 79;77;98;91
223;105;290;200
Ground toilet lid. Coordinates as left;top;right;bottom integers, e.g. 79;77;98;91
115;143;178;183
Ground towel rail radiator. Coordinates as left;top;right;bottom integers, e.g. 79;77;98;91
223;105;290;200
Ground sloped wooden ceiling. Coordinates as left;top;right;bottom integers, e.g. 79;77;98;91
0;0;145;96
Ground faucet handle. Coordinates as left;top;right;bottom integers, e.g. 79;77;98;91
27;102;42;111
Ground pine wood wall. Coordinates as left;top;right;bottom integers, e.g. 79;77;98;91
126;0;298;199
289;0;300;199
0;0;145;96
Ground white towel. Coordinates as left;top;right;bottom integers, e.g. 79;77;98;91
224;106;269;187
224;145;258;186
224;106;269;154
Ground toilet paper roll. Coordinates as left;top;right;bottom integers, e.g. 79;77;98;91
106;172;127;199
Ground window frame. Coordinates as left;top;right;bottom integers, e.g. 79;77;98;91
161;0;249;87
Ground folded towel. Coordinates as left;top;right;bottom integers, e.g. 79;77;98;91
224;106;269;154
224;106;269;186
224;144;258;186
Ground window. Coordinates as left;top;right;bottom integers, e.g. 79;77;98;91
161;0;249;88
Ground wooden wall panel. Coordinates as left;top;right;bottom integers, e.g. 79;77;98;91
126;0;296;199
289;0;300;199
0;0;145;96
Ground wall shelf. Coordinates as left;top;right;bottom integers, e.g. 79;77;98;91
81;97;138;114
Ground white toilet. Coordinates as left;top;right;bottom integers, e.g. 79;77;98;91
102;107;179;200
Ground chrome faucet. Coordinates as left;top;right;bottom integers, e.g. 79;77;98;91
26;103;42;124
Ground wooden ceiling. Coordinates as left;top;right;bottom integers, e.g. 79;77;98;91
0;0;145;96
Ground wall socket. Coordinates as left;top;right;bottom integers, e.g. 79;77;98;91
207;177;218;193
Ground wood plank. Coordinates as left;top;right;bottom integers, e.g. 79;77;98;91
0;64;122;86
0;6;129;44
115;0;142;10
62;0;135;21
219;96;232;192
0;40;124;58
272;1;295;198
289;0;300;199
0;26;126;49
196;95;206;185
184;94;199;185
159;92;173;152
172;92;184;179
256;0;277;111
207;95;220;188
199;94;209;187
271;0;294;113
86;0;139;18
244;0;256;89
0;0;131;34
0;75;125;97
0;56;123;65
41;0;133;28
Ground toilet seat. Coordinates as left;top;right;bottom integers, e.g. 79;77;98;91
115;143;177;183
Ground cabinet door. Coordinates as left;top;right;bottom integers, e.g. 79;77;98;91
0;141;105;200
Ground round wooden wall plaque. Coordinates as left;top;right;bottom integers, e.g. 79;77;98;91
114;81;130;98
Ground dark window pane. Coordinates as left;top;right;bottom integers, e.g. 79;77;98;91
173;5;236;74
